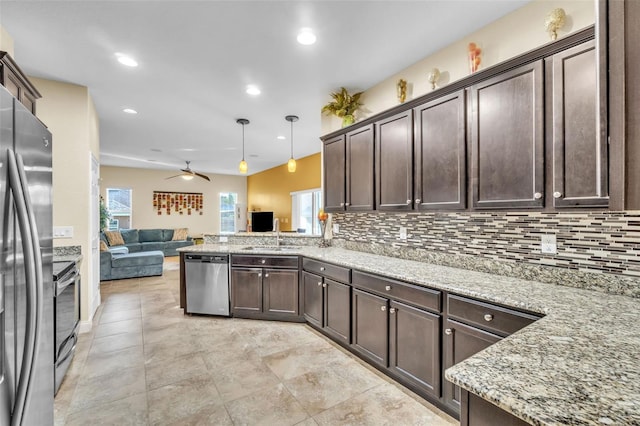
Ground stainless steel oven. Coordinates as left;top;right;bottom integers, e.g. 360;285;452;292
53;261;80;394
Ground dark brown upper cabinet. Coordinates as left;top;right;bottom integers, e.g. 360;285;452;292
0;52;40;115
375;111;414;211
470;61;544;209
547;40;609;208
323;134;346;212
414;91;467;210
346;124;375;211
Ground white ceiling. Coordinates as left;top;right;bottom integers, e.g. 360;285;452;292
1;0;530;176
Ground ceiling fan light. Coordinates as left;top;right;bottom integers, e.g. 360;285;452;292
181;174;194;181
287;157;297;173
239;159;248;174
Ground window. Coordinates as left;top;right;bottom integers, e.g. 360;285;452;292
291;188;322;235
220;192;237;233
105;188;132;229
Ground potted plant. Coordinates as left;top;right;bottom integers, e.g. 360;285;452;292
99;196;110;232
321;87;364;127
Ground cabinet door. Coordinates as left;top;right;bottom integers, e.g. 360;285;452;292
389;301;441;397
470;61;544;209
323;135;346;212
376;111;414;211
414;90;466;210
443;318;501;414
351;288;388;368
346;124;375;211
302;271;323;327
231;267;263;314
263;268;299;316
550;40;608;207
324;278;351;344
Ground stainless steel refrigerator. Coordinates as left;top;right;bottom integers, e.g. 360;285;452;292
0;86;54;424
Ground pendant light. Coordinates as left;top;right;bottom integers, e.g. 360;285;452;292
237;118;249;174
285;115;299;173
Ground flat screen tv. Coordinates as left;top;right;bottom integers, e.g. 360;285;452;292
251;211;274;232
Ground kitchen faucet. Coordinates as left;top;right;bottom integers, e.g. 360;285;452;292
274;218;280;247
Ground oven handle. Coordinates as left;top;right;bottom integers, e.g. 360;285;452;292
56;333;78;365
56;270;78;295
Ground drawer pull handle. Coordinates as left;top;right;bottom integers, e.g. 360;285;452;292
406;199;412;205
385;285;392;291
381;306;387;312
445;328;452;335
322;283;327;288
415;199;421;204
389;307;396;314
320;267;325;271
534;192;543;199
553;191;562;198
261;259;266;264
317;282;322;286
345;202;350;207
484;314;494;322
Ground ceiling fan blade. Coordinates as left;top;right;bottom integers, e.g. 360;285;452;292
165;174;183;180
194;172;211;181
180;168;192;174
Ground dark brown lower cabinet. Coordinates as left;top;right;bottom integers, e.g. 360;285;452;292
389;301;441;397
263;269;299;315
460;391;529;426
231;267;263;314
351;288;389;368
442;318;501;413
303;271;351;344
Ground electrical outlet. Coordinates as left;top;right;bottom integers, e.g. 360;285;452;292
219;236;228;243
332;223;339;234
399;227;407;240
53;226;73;238
541;234;557;254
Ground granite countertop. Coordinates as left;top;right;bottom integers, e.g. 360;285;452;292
53;253;83;264
178;244;640;425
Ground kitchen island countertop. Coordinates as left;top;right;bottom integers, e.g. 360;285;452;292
178;244;640;425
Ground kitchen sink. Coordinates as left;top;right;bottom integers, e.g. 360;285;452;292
241;246;302;252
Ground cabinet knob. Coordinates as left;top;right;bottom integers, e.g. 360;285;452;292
345;202;350;207
534;192;543;199
389;307;396;314
258;273;262;277
553;191;562;198
340;202;345;207
381;306;387;312
406;199;412;205
265;274;269;278
322;283;327;288
445;328;452;335
261;259;266;264
317;282;322;286
484;314;494;322
320;267;325;271
385;285;392;291
415;199;421;204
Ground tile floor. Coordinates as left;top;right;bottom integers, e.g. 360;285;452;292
55;257;457;425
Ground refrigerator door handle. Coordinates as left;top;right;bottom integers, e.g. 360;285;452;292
7;148;42;426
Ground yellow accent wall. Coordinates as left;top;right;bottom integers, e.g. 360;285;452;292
247;153;321;231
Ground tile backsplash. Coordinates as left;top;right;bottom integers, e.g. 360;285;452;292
331;211;640;298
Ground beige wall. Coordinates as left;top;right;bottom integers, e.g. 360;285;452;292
321;0;596;134
100;166;247;236
0;25;14;56
31;77;100;323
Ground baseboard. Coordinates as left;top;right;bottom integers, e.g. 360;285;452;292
79;320;93;334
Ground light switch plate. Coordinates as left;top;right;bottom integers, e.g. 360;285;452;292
53;226;73;238
541;234;557;254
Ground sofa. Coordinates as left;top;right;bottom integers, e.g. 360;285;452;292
100;247;164;281
101;228;194;257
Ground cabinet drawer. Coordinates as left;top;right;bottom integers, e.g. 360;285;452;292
447;294;539;337
351;270;440;313
303;258;351;283
231;255;299;269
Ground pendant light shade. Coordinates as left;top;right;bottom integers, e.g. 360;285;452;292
285;115;299;173
237;118;249;174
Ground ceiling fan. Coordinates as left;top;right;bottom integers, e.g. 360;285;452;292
166;161;211;182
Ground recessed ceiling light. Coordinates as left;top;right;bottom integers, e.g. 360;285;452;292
115;53;138;67
297;28;316;45
277;136;286;140
123;108;138;114
246;85;261;96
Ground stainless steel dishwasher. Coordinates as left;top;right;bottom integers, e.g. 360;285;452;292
185;254;230;316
